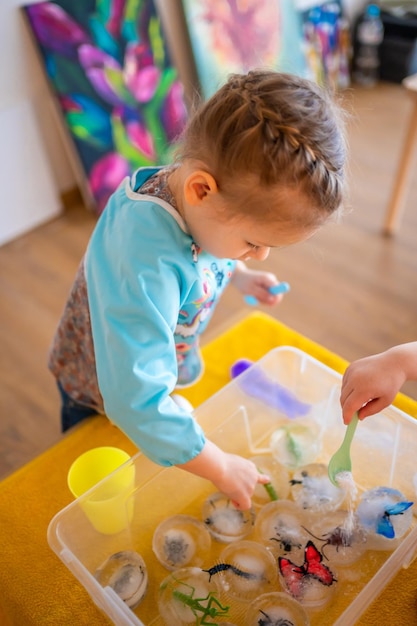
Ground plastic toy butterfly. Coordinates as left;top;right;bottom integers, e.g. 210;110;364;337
377;501;413;538
278;540;336;598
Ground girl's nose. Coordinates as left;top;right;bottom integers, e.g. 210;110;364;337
252;246;270;261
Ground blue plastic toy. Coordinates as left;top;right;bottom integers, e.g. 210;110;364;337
244;282;290;306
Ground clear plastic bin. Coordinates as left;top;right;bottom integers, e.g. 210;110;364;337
48;347;417;625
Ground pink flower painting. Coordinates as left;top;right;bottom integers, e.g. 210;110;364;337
182;0;307;98
24;0;188;214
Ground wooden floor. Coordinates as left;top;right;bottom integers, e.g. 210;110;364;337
1;82;417;480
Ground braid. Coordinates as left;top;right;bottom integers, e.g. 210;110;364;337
176;70;346;221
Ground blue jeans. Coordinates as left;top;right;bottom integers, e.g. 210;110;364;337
57;382;97;432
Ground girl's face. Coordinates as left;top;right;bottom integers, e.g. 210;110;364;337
184;187;320;261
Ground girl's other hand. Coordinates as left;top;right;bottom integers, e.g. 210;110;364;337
340;350;407;424
232;262;287;306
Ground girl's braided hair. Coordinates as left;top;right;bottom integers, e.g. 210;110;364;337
176;70;347;224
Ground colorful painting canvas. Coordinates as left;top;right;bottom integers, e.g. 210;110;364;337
181;0;307;99
23;0;188;213
300;1;351;90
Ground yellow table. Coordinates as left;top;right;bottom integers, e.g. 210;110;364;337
1;312;416;625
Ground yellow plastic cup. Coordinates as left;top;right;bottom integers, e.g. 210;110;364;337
67;447;135;535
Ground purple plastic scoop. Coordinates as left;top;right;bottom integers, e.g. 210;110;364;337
231;359;311;419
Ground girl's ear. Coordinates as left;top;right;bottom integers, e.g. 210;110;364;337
184;170;218;206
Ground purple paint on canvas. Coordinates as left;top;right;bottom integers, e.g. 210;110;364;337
26;3;90;58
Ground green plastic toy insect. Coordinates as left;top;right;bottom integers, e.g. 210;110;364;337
263;480;278;501
171;580;230;625
256;467;278;502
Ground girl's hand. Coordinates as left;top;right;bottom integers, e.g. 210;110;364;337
232;261;287;306
179;440;270;510
213;453;270;510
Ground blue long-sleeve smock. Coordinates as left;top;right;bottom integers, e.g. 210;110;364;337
49;167;235;466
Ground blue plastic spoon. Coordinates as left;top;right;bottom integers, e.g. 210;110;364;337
244;282;290;306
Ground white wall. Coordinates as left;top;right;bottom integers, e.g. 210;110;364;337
0;0;76;246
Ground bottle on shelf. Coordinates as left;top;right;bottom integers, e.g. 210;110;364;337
353;3;384;87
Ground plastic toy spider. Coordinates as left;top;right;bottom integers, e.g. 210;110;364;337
258;610;294;626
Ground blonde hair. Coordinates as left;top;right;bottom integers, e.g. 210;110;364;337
176;70;347;224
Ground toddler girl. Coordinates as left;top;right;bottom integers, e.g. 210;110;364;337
49;70;346;509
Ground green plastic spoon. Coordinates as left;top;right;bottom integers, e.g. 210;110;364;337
328;412;359;487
